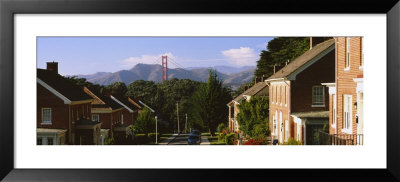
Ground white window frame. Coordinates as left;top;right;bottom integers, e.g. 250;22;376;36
92;114;99;122
331;94;337;129
284;86;287;107
285;120;289;142
342;94;353;134
41;108;52;125
312;86;325;107
345;37;351;71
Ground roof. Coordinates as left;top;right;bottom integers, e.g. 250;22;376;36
37;69;92;101
233;82;269;103
128;97;144;109
267;39;335;80
84;87;124;110
138;100;155;112
37;128;67;134
291;111;329;118
111;94;140;112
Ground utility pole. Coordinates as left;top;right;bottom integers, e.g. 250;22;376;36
185;113;188;133
176;102;180;134
155;116;158;144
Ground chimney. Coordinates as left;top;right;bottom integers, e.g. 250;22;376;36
46;61;58;74
273;64;276;74
310;37;328;49
254;76;257;84
286;60;289;66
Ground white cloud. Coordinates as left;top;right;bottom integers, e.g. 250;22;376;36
221;47;258;67
122;52;179;69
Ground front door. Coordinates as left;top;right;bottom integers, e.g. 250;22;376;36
306;124;324;145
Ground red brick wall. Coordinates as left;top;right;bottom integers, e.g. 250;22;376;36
335;37;363;135
37;83;69;129
269;82;290;141
291;50;335;112
37;84;92;144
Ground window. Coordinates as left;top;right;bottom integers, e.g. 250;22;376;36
42;108;52;124
345;37;351;69
284;86;287;105
312;86;325;106
285;120;289;141
280;86;283;105
92;114;99;122
274;86;277;103
333;94;337;125
37;137;42;145
343;94;352;130
47;137;54;145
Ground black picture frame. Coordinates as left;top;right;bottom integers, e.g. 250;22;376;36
1;0;399;181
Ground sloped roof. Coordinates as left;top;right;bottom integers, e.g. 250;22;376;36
37;69;93;102
267;39;335;80
111;94;140;112
291;111;329;118
84;87;123;110
233;82;269;102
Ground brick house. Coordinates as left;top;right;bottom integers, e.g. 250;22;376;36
83;87;125;144
227;81;269;133
322;37;364;145
266;38;335;145
110;94;141;143
37;62;102;145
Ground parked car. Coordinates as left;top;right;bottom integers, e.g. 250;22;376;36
187;134;201;145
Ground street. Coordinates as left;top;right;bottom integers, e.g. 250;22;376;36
167;134;210;145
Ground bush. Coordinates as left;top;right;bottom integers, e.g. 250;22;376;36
280;138;302;145
218;133;226;143
244;137;269;145
217;123;227;132
104;137;115;145
225;133;237;145
252;123;269;139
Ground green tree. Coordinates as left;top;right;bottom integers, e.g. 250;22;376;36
255;37;311;78
190;69;232;135
133;108;155;136
236;96;269;138
107;82;127;95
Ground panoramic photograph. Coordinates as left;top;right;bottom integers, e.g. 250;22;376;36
36;37;363;145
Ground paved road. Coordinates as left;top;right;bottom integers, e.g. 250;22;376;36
168;134;189;145
167;134;210;145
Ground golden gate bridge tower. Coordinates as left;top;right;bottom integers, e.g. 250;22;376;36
161;55;168;82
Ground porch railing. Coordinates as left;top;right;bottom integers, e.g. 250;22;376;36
318;130;363;145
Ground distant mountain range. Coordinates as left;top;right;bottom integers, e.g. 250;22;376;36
72;64;255;89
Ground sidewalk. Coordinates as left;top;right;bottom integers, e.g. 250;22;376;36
200;135;210;145
158;134;179;145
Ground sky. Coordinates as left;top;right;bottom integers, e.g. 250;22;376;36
37;37;274;75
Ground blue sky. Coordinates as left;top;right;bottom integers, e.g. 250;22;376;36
37;37;274;75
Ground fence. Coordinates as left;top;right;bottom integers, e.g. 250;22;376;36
318;130;363;145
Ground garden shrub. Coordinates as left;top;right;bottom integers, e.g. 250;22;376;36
244;137;269;145
225;133;237;145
